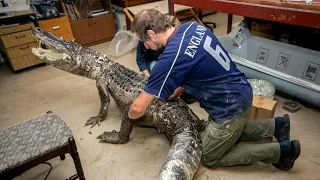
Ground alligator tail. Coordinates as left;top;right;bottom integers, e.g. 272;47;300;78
157;130;202;180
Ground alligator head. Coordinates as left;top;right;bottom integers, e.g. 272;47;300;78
32;27;111;79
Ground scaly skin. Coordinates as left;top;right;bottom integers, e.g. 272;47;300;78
32;27;206;179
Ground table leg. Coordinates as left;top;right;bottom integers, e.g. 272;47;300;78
169;0;174;16
227;14;233;34
69;137;85;180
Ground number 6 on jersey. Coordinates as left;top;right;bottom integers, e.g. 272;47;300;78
204;36;231;71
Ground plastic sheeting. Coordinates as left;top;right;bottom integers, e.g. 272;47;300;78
158;131;202;180
106;30;139;57
248;79;276;99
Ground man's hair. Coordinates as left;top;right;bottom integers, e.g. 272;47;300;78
131;9;172;41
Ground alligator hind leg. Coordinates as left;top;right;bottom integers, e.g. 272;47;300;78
85;80;110;128
97;107;133;144
175;98;207;131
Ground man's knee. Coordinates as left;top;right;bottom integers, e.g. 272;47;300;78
201;155;212;167
201;154;220;168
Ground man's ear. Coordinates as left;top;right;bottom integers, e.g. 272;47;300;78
146;30;156;38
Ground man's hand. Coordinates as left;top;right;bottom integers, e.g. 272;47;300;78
168;87;185;100
128;91;155;119
142;69;150;77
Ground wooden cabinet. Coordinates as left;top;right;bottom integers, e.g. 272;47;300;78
0;22;44;71
71;19;95;45
6;42;38;59
9;54;43;71
39;16;74;41
70;13;116;45
59;32;74;41
1;30;36;48
92;14;115;41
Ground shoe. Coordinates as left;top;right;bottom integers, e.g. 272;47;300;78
273;140;301;170
275;114;290;142
180;92;197;104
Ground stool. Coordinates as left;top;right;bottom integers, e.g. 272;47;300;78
0;112;85;180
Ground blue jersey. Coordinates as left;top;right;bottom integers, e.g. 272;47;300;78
144;22;253;123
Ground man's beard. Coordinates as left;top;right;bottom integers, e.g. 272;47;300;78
156;42;164;54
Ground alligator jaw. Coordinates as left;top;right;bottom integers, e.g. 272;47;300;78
32;47;72;63
31;27;75;67
32;27;73;60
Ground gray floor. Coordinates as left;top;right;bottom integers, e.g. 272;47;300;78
0;13;319;180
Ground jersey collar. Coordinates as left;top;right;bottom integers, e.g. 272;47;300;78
167;27;178;42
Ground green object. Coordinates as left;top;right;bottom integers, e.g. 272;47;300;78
201;106;281;168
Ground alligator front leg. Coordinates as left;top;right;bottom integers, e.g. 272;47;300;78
85;80;110;127
97;107;133;144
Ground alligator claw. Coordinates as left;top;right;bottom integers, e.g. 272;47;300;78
85;116;103;128
97;130;122;144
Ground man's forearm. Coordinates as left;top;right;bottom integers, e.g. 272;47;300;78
128;103;145;119
128;91;155;119
168;87;185;100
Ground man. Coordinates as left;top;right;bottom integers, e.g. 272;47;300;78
136;40;160;77
136;15;180;77
135;15;197;104
128;9;300;170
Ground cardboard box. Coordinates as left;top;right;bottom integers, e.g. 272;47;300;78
251;31;275;40
250;21;277;40
249;96;277;120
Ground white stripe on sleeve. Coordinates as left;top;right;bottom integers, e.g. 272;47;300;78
157;22;195;98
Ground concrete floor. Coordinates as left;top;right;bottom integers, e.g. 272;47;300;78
1;13;320;180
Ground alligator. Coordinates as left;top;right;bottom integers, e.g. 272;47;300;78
31;27;206;180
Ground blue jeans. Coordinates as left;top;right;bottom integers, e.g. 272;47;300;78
148;61;157;72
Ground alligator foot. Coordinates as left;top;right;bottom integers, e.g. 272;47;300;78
97;130;127;144
85;116;104;128
97;106;133;144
